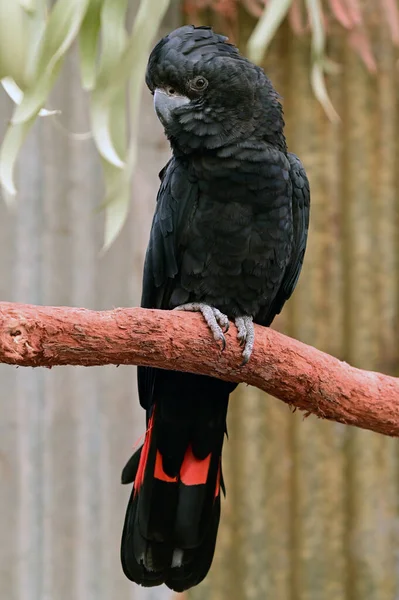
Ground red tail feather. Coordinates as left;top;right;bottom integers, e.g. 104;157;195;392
155;450;178;482
134;414;154;495
180;445;211;485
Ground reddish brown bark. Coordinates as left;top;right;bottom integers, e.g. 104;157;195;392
0;301;398;436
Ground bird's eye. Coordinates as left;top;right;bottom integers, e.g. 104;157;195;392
190;76;208;92
166;86;177;96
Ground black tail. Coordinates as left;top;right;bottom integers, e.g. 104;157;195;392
121;372;234;592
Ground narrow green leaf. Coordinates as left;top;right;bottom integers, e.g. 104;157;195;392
97;0;170;102
91;92;125;168
310;62;340;123
2;77;60;117
247;0;293;64
128;0;171;119
0;118;35;198
11;65;61;126
12;0;90;124
103;190;130;251
89;0;129;168
97;0;171;249
109;90;127;160
306;0;340;121
305;0;325;58
19;0;37;13
100;161;130;251
2;78;25;105
35;0;91;74
79;0;103;90
97;0;128;79
0;1;31;87
91;0;170;173
23;0;47;84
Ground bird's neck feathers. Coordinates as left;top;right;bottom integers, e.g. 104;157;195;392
165;75;287;157
167;104;287;158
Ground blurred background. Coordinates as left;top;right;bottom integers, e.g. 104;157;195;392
1;1;399;599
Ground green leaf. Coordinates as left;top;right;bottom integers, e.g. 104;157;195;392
11;65;62;126
310;62;340;123
306;0;340;122
103;190;130;251
247;0;293;64
35;0;91;74
19;0;38;13
79;0;104;91
22;0;47;84
90;0;170;175
12;0;90;124
89;0;129;167
98;0;171;249
0;1;31;87
90;92;126;168
305;0;325;58
109;90;127;160
1;77;60;116
100;161;130;252
128;0;170;113
97;0;128;79
0;118;35;199
98;0;171;102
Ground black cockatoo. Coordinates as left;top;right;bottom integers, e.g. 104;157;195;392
121;25;310;592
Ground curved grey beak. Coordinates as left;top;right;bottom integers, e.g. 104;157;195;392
154;88;190;126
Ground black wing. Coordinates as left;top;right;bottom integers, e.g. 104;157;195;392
257;152;310;325
139;157;199;409
141;156;198;308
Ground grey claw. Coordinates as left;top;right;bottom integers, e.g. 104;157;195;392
240;346;252;366
220;335;226;351
235;316;255;365
208;328;226;351
211;307;230;334
173;302;229;351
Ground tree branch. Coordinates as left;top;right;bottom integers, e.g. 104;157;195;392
0;302;398;437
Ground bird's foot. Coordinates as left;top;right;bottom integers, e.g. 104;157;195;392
235;316;255;365
173;302;229;350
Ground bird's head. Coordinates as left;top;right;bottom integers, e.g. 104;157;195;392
146;25;285;154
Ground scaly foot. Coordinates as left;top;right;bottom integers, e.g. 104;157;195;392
173;302;229;350
235;316;255;365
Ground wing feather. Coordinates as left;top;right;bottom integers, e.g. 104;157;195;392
256;152;310;325
139;157;199;410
